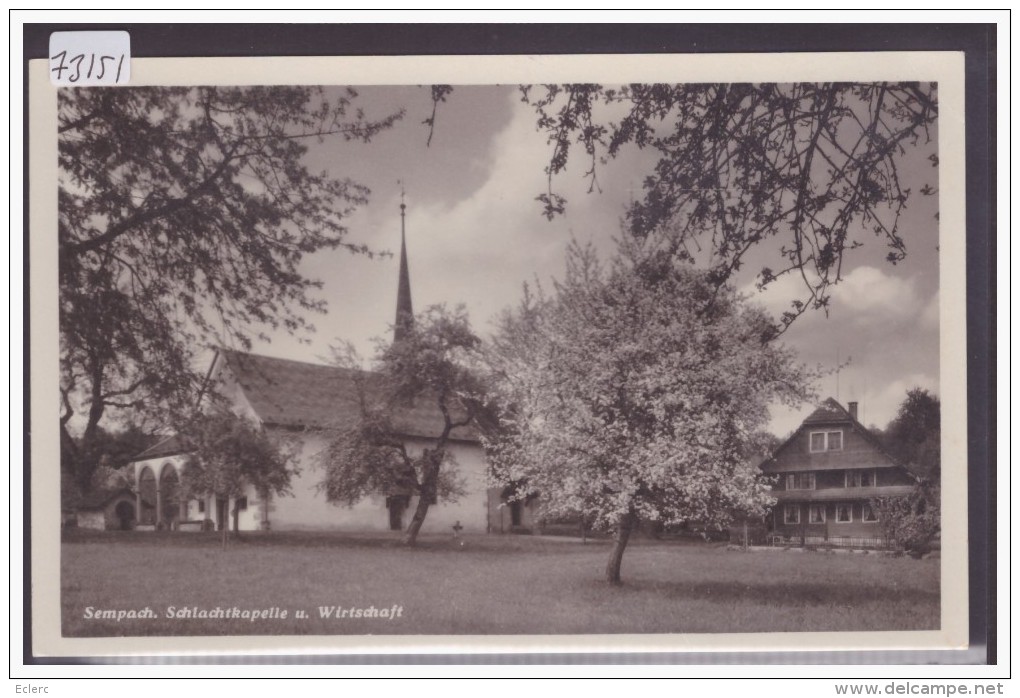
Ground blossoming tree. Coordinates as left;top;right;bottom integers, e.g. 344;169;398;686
485;239;814;584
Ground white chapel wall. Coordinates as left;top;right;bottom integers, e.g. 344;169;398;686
265;430;490;533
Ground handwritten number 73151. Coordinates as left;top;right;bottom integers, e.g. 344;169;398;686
50;51;125;84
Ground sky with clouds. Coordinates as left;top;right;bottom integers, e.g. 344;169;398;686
237;84;941;438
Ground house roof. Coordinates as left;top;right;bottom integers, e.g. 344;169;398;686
802;397;855;424
219;349;478;442
762;397;908;475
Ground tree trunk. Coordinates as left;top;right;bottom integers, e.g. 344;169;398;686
606;510;637;585
403;494;431;547
66;433;103;500
232;505;240;539
403;453;441;547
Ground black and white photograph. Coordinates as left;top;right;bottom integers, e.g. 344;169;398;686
26;46;974;659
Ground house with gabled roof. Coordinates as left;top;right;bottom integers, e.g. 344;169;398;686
760;397;916;548
129;204;503;534
73;486;154;531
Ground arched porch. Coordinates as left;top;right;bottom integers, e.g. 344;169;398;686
135;460;188;529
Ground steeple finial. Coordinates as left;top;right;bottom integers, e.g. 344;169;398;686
394;186;413;344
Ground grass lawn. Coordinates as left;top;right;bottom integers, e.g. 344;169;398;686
61;530;939;637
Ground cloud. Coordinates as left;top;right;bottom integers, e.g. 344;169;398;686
250;87;941;450
742;265;926;329
856;373;940;429
919;291;940;331
739;271;821;317
377;93;639;338
829;266;920;318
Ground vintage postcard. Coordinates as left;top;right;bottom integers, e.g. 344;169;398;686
27;50;969;659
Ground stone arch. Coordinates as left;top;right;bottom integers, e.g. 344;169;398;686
159;462;181;527
138;465;157;525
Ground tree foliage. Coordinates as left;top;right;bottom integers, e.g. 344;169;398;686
183;411;298;541
319;306;484;546
872;388;941;555
522;82;938;334
881;388;941;482
58;85;401;496
184;411;297;499
873;486;940;557
484;238;814;584
60;422;155;510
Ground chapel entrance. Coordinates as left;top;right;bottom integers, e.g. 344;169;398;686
387;495;409;531
500;483;528;529
114;501;135;530
215;498;228;531
510;500;523;527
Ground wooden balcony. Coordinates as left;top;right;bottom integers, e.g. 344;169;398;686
773;485;914;501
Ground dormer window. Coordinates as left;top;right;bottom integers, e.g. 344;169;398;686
809;430;843;452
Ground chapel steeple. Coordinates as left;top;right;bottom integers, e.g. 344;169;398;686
393;193;413;344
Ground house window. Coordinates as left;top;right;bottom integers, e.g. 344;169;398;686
809;430;843;453
809;504;826;524
862;503;879;523
786;473;816;490
835;503;853;523
784;504;800;525
197;500;205;514
845;470;876;488
828;431;843;451
236;496;248;511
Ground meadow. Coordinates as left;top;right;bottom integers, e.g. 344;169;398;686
61;530;940;637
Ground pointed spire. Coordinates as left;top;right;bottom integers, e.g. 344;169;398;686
394;189;413;344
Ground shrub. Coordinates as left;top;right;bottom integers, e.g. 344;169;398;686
872;484;940;556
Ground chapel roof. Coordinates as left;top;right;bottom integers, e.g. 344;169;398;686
133;433;194;461
394;200;414;345
218;349;478;442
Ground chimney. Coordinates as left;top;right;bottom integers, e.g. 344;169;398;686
848;401;858;420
